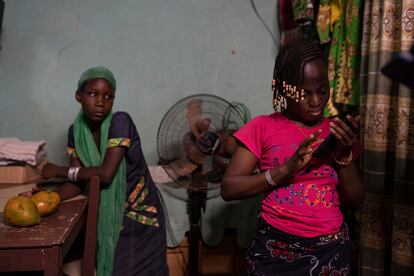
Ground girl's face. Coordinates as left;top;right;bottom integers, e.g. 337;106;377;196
76;78;115;123
285;59;329;126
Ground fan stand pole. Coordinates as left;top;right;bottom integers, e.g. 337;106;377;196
188;190;206;276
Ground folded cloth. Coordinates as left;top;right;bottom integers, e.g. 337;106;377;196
148;165;173;184
0;137;47;166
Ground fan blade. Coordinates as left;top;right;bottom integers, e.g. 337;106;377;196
166;159;199;178
164;132;204;178
216;129;237;156
186;99;210;137
183;132;205;164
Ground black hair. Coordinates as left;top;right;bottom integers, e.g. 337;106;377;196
272;41;324;110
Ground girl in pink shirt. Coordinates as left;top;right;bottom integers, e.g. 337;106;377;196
222;41;365;275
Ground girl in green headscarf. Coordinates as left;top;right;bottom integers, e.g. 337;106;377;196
40;66;169;276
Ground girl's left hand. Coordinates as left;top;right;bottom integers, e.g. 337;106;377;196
329;115;361;160
41;163;63;179
19;186;44;197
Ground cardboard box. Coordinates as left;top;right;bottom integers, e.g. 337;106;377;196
0;163;42;184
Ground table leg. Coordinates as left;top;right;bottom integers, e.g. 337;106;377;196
44;246;63;276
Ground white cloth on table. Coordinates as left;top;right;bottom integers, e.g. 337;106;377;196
0;137;47;166
148;165;173;184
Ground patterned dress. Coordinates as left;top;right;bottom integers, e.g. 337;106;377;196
234;113;350;275
67;111;168;276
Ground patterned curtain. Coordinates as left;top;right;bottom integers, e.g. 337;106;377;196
359;0;414;275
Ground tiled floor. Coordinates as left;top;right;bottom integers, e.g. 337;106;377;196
168;235;246;276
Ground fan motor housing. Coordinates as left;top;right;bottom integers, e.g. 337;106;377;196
196;131;221;155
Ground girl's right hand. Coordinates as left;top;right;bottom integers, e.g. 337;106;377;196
286;130;322;175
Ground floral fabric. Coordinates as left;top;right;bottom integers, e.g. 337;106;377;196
246;218;349;275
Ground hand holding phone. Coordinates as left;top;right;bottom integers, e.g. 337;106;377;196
312;114;358;161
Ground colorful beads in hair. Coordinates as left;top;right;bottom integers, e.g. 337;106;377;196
271;41;323;111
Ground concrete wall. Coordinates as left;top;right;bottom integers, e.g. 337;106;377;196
0;0;278;165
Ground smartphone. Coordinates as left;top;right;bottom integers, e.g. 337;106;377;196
312;133;336;160
312;115;355;160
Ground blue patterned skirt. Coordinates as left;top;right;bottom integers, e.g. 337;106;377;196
246;218;349;275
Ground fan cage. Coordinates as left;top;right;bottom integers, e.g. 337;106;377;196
157;94;247;190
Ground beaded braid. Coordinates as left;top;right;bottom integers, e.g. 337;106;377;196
272;41;324;111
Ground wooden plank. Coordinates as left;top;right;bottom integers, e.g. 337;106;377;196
43;246;62;276
0;248;44;271
81;175;100;276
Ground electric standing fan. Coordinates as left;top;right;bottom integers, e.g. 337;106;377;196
157;94;249;275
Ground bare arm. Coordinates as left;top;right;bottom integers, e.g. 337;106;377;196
22;157;83;201
53;157;82;201
278;0;303;47
55;182;82;201
329;115;366;212
278;0;298;31
221;145;275;201
336;159;366;212
42;146;126;186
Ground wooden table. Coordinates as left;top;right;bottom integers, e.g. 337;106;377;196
0;198;87;275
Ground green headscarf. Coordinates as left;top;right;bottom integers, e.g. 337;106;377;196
77;66;117;91
74;67;125;275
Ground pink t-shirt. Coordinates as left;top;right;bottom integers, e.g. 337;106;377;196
234;112;343;237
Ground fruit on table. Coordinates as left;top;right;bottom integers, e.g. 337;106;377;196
30;191;61;217
3;196;40;227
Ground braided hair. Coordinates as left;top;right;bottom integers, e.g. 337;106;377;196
272;41;324;111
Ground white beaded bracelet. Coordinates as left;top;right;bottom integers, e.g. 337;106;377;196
265;169;277;187
68;167;81;182
73;167;80;182
68;167;75;182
